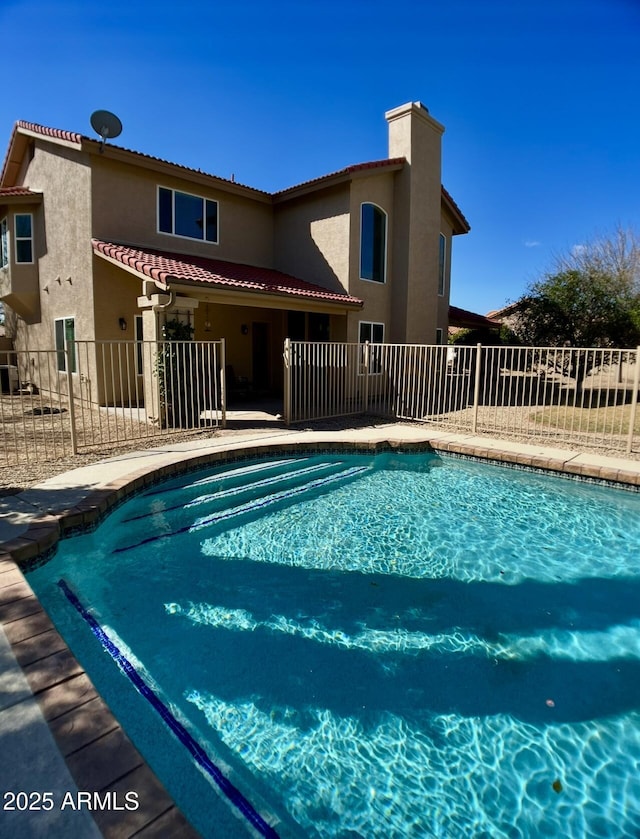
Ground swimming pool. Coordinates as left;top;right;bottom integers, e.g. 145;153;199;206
27;450;640;838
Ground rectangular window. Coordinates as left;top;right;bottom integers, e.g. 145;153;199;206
0;218;7;268
55;317;76;373
438;233;446;296
135;315;144;375
359;321;385;374
359;321;385;344
15;214;33;263
436;327;444;345
158;186;218;243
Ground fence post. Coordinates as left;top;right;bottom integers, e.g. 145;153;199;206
626;345;640;453
66;345;78;455
219;338;226;429
363;341;370;413
471;343;483;434
283;338;291;425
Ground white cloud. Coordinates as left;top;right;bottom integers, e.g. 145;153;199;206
524;240;541;248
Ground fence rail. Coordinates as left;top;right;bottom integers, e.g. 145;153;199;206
4;339;640;467
284;340;640;454
1;340;226;466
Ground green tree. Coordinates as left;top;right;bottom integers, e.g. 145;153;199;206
513;227;640;396
516;268;640;349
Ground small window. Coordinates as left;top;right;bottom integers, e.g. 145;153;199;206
15;214;33;263
55;317;76;373
158;186;218;243
435;328;444;345
359;321;385;374
360;203;387;283
438;233;446;296
135;315;144;375
0;218;7;268
359;321;385;344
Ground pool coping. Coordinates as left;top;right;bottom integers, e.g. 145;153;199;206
1;424;640;838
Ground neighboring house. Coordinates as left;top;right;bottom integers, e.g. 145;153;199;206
485;302;522;333
0;101;469;405
448;305;502;336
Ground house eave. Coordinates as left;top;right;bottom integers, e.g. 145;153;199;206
273;159;406;203
82;139;273;203
167;280;363;314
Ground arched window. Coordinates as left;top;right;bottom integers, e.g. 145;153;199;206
360;203;387;283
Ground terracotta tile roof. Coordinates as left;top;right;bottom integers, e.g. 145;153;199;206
7;121;267;197
93;240;364;308
274;157;406;196
4;123;468;233
441;186;470;234
15;121;83;145
0;186;42;198
449;305;501;328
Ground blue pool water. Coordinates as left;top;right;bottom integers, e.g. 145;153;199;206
27;451;640;838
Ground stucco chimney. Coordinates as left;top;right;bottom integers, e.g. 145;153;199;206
385;101;444;164
385;102;445;343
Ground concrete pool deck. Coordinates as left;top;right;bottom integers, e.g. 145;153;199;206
1;423;640;838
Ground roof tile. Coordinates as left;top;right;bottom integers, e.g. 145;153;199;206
274;158;406;196
0;186;42;198
92;240;363;308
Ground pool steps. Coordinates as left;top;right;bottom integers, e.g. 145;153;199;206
121;458;335;521
142;457;314;498
114;459;371;554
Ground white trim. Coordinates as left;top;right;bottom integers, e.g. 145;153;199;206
0;217;8;269
14;212;34;265
358;320;385;376
157;185;219;245
54;315;76;374
358;320;385;343
359;202;388;284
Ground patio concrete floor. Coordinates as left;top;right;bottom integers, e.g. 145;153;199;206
1;423;639;838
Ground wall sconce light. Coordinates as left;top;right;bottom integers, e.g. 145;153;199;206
241;324;249;335
118;317;127;332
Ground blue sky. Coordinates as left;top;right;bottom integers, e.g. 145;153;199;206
1;0;639;315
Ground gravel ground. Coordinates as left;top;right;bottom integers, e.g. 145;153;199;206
2;409;639;496
0;414;386;494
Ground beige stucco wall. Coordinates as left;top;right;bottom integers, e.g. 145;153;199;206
192;301;286;391
347;173;396;343
91;156;274;268
9;142;94;400
92;259;142;342
0;234;41;324
274;186;350;293
437;215;455;339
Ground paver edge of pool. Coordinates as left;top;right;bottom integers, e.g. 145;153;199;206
2;425;640;838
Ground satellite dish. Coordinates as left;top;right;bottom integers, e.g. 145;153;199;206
90;110;123;151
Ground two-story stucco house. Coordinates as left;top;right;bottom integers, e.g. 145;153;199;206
0;101;469;403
